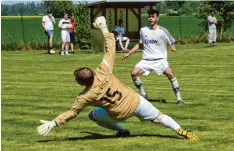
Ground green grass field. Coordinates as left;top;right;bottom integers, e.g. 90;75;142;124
2;43;234;151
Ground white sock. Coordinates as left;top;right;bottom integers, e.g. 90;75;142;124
132;76;146;95
158;114;180;131
170;77;182;101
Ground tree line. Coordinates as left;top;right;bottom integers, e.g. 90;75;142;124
1;2;46;15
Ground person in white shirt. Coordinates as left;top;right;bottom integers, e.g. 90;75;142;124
58;12;71;55
122;9;183;105
207;9;217;47
113;19;130;51
42;10;56;54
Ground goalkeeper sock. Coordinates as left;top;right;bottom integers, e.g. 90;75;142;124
170;77;182;101
89;108;125;132
158;114;180;130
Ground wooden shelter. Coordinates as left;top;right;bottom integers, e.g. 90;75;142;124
88;0;160;40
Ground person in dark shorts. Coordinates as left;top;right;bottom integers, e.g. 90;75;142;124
69;15;77;53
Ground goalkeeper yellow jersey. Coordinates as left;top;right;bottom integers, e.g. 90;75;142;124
55;33;140;125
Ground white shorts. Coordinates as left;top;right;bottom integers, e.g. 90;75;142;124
61;31;70;42
134;96;159;121
135;59;169;76
91;96;159;122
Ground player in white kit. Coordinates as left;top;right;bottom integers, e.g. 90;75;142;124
58;12;71;55
122;9;183;105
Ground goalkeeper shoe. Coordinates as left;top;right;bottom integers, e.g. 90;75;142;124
116;129;130;137
93;16;107;30
176;129;198;140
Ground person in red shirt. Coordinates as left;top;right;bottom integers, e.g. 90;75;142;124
69;15;77;53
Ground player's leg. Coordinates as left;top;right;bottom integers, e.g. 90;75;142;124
61;32;67;55
135;96;197;140
131;67;148;99
163;67;183;104
65;32;70;55
118;37;125;50
70;32;75;53
88;108;130;137
208;29;213;47
48;32;53;49
46;30;55;54
213;29;217;46
122;37;130;50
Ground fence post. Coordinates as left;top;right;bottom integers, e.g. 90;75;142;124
178;10;182;40
20;8;26;45
229;11;233;40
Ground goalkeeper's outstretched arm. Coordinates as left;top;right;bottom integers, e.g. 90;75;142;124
37;107;82;136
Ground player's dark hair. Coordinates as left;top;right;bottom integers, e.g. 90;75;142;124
74;67;94;86
47;10;51;14
148;9;159;17
210;9;215;13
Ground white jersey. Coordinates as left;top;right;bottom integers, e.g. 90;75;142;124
42;15;55;30
139;25;175;60
59;19;71;32
114;26;125;38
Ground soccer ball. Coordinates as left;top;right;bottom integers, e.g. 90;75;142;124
67;24;73;29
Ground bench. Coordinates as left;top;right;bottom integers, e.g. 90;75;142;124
116;31;140;50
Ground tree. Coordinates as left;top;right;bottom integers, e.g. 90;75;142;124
165;1;185;16
196;1;234;41
43;0;74;17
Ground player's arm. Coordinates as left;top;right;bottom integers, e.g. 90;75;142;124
42;21;46;31
37;97;87;136
208;16;216;24
122;29;143;60
213;17;217;24
42;17;46;31
122;42;141;60
101;33;116;73
163;28;176;52
58;20;63;29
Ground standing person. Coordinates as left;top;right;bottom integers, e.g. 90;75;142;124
69;15;77;53
122;9;183;105
58;12;71;55
207;9;217;47
113;18;130;51
42;10;56;54
37;16;197;141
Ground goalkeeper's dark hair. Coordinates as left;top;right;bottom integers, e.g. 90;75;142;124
148;9;159;17
74;67;94;86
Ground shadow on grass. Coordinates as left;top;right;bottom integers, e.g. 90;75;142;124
37;131;182;143
147;99;168;103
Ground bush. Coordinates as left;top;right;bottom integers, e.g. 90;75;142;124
74;2;91;50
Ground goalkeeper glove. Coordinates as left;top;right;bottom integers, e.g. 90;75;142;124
37;120;56;136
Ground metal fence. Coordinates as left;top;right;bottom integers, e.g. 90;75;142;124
1;12;233;50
